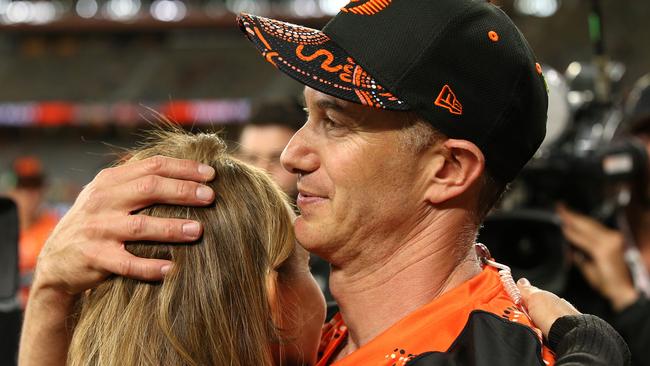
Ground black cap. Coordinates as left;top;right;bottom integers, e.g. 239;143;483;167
11;156;45;188
237;0;548;183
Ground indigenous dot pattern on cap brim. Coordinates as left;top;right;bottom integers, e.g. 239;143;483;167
238;14;407;110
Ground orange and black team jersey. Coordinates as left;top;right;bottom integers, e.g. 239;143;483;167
317;266;556;366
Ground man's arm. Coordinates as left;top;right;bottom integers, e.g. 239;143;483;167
19;156;215;366
19;286;77;365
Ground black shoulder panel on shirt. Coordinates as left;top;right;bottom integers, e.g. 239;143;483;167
405;310;546;366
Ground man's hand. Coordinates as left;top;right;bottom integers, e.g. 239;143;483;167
557;204;639;311
34;155;216;295
20;156;215;366
517;278;580;339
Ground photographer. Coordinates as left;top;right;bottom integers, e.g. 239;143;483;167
558;74;650;366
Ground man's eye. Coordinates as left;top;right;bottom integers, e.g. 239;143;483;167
323;118;341;129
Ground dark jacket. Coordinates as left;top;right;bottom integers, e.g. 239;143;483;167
406;313;630;366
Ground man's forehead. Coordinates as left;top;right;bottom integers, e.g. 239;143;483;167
303;86;355;111
303;86;416;132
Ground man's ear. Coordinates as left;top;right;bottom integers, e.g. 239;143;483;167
423;139;485;204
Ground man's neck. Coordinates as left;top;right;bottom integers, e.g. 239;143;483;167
328;210;482;359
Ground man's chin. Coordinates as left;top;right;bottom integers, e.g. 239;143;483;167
294;217;330;253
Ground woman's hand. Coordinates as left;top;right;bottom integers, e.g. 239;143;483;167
517;278;580;339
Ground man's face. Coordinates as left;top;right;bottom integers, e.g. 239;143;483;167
9;186;44;221
281;87;432;262
238;125;298;197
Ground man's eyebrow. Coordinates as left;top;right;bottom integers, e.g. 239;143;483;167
316;99;346;112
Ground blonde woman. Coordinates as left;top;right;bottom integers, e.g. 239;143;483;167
62;130;326;365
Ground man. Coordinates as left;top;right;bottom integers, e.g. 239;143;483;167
5;156;59;308
238;1;551;363
236;99;304;199
20;0;555;364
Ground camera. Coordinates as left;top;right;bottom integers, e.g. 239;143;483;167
479;63;650;294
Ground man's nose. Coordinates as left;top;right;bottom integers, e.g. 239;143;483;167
281;126;319;175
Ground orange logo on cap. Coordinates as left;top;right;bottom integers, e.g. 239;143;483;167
295;45;343;72
434;85;463;115
341;0;392;15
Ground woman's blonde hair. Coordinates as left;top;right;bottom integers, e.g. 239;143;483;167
67;129;296;366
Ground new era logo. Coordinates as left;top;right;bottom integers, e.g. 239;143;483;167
434;85;463;115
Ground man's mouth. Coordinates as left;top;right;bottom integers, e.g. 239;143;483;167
296;189;328;207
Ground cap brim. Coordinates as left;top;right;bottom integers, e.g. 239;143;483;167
237;13;408;110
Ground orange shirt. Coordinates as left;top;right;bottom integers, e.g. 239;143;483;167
18;211;58;306
19;211;58;273
317;266;555;366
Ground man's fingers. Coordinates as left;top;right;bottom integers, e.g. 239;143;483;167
95;155;215;186
557;204;608;237
557;206;588;232
96;248;173;281
557;205;601;251
560;209;621;255
106;215;203;242
110;175;215;211
561;224;593;252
